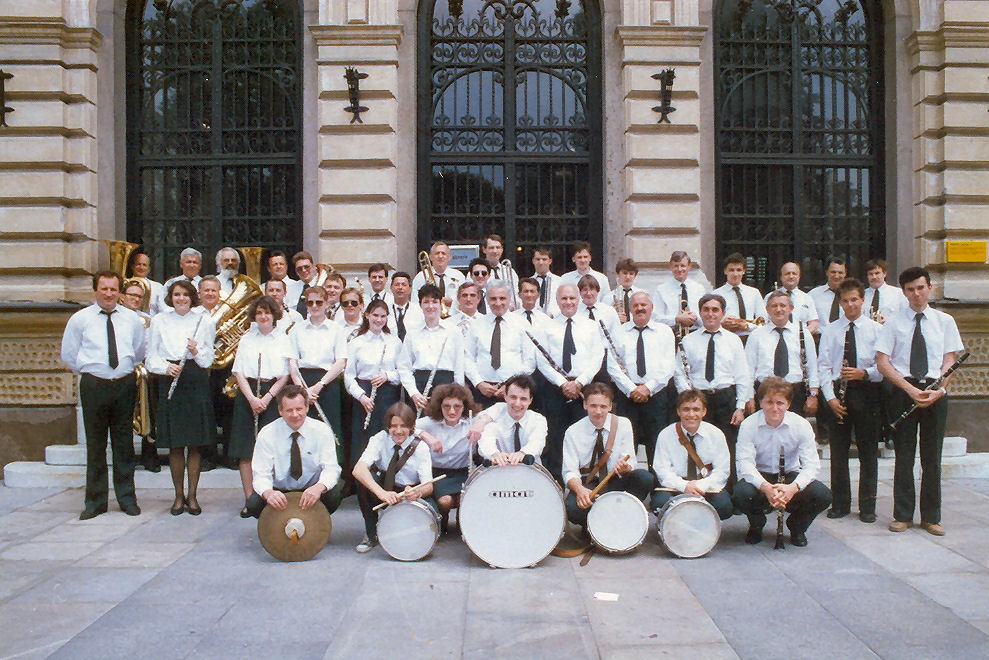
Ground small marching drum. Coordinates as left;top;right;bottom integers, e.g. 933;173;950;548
459;463;565;568
656;494;721;559
377;499;441;562
587;491;649;554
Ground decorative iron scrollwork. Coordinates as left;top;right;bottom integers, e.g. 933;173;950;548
652;69;676;124
344;67;369;124
0;70;13;127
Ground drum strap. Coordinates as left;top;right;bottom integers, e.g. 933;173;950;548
675;423;711;478
388;438;422;485
582;415;619;486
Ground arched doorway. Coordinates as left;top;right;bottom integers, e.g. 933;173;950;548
714;0;885;289
126;0;303;281
417;0;603;273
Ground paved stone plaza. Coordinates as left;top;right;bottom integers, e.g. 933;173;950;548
1;478;988;660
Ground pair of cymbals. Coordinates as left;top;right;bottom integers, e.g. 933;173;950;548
257;492;332;562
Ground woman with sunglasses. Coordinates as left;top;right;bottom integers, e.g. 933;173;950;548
344;299;403;471
338;286;364;340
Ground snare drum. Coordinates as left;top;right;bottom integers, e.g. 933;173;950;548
587;491;649;554
656;494;721;558
459;463;565;568
377;499;441;562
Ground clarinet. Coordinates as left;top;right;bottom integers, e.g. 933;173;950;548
362;340;389;430
679;344;695;391
253;353;262;441
166;312;205;400
774;445;786;550
798;320;809;397
598;319;633;383
416;333;449;419
524;329;570;381
835;358;850;425
889;351;970;431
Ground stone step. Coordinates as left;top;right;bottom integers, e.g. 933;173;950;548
3;461;243;489
819;436;967;460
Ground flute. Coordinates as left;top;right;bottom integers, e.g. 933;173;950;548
798;321;809;395
166;312;205;400
362;341;389;430
253;353;262;442
416;333;449;419
774;446;786;550
889;351;969;431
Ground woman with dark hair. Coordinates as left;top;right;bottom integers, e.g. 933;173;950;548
344;299;402;473
230;294;292;517
338;286;364;340
126;250;165;315
146;280;216;515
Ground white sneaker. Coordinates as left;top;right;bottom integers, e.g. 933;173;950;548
355;536;377;553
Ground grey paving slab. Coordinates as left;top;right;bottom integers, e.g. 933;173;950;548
0;485;65;515
189;639;330;660
0;540;105;562
9;567;159;605
0;602;117;660
0;509;77;543
604;643;739;659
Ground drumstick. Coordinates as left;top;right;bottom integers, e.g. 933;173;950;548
371;474;446;511
589;454;631;500
654;487;723;494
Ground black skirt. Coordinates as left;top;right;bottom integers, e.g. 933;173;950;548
155;363;215;449
228;378;280;460
348;381;400;470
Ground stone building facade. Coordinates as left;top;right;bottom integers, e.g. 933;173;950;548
0;0;987;465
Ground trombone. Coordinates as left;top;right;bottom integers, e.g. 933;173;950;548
418;250;450;318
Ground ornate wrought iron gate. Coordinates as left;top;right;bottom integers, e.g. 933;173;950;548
126;0;302;282
418;0;602;273
715;0;884;290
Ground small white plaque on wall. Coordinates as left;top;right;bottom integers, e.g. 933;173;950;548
652;0;674;25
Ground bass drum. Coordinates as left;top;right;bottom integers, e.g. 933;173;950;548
656;493;721;558
587;491;649;554
459;464;565;569
377;499;441;562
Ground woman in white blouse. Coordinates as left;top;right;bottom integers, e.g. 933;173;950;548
230;295;292;517
147;280;216;515
344;299;402;472
398;283;465;411
338;286;364;340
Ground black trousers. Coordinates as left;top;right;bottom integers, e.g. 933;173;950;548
79;373;138;511
470;381;501;410
541;384;587;483
614;387;668;469
828;381;880;515
245;483;344;519
208;365;233;454
413;369;455;399
700;386;739;487
349;381;400;472
732;472;832;534
565;469;654;527
651;489;734;521
891;381;948;524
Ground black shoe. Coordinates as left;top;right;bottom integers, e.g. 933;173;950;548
745;526;763;544
142;459;161;473
240;503;251;518
79;507;106;521
827;508;849;519
185;497;202;516
859;512;877;523
121;503;141;516
790;531;808;547
199;459;217;472
170;497;185;516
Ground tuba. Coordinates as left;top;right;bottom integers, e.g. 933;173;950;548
212;247;264;371
103;239;151;312
418;250;450;318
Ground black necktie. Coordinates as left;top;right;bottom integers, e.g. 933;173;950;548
383;443;402;491
101;310;118;369
372;293;380;302
538;276;547;308
296;286;309;317
680;283;688;306
829;290;840;322
395;306;406;341
774;327;788;377
592;428;607;482
635;326;647;378
513;422;522;452
733;286;746;319
525;310;532;324
623;288;631;318
289;431;303;480
910;313;928;379
843;322;857;369
705;331;716;382
562;318;576;372
437;274;445;296
478;292;486;315
587;306;595;321
686;432;698;480
490;316;502;369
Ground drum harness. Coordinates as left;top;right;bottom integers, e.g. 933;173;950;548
581;414;619;486
674;423;712;479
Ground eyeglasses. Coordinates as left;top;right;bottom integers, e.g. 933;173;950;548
471;270;489;277
306;300;325;307
340;300;361;308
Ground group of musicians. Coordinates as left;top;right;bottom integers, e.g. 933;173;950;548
60;236;964;554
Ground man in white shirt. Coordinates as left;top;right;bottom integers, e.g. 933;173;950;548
560;241;610;302
513;277;552;327
530;245;561;316
291;251;322;317
577;274;621;385
562;384;653;531
864;258;906;323
386;271;423;342
264;279;303;334
61;271;147;519
714;252;767;341
448;282;482;337
215;247;240;297
163;247;204;292
732;378;833;547
468;259;492;314
365;263;395;307
808;256;847;333
477;375;547;465
818;278;883;523
610;258;645;324
464;281;535;407
770;262;818;334
245;385;344;518
412;242;464;313
652;390;734;520
482;234;520;309
876;266;964;536
652;250;708;337
267;250;302;309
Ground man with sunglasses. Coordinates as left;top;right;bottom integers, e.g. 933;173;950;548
468;258;492;315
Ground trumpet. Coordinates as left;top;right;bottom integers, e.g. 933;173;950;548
418;250;450;319
613;289;628;324
675;299;691;342
870;308;885;324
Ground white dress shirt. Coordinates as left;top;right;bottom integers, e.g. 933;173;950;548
652;276;708;327
399;322;465;398
358;430;433;486
767;287;818;325
562;413;637;488
512;307;553;327
145;279;166;316
465;313;536;385
809;284;845;329
412;268;465;312
560;268;610;302
536;314;604;387
608;284;644;320
606;321;676;396
232;327;292;379
61;303;147;379
363;287;394;308
387;301;424;338
864;282;906;320
736;410;820;490
654;421;730;494
289;317;348;370
532;272;562;316
343;330;402;399
582;301;621;339
713;282;767;336
674;327;753;407
252;417;341;494
146;309;215;375
274;308;303;335
217;271;236;297
818;315;883;400
279;276;303;309
745;321;819;389
875;306;964;381
415;416;471;470
478;403;547;459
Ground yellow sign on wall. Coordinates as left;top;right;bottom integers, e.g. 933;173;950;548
946;241;987;264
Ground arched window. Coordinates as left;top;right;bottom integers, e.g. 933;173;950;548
418;0;602;271
126;0;302;280
715;0;884;289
